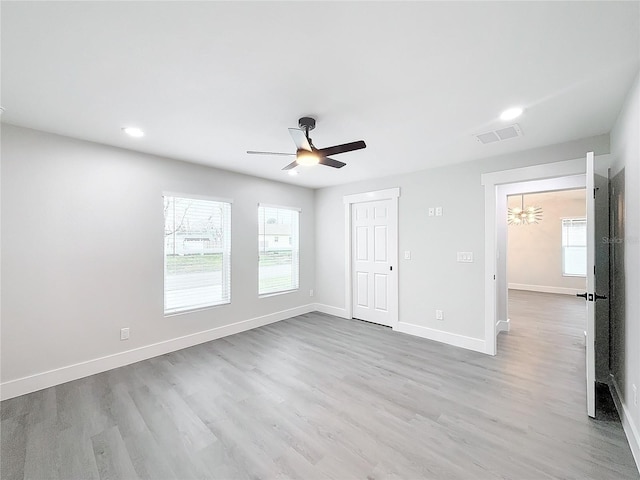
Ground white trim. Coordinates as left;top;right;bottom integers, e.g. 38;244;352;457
343;188;400;327
0;304;315;401
496;318;510;333
162;191;234;203
313;303;350;319
343;187;400;205
394;322;486;354
258;289;298;299
481;158;591;356
258;203;301;212
610;375;640;473
508;283;583;296
480;159;585;187
344;202;353;320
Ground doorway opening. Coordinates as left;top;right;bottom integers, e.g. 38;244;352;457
482;153;612;419
505;188;587;336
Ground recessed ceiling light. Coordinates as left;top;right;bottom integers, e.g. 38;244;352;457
288;170;299;176
122;127;144;138
500;107;523;121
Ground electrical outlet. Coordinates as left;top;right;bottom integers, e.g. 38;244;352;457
120;328;130;341
435;310;444;320
309;289;314;297
435;207;443;216
404;251;411;260
633;384;637;406
428;207;435;217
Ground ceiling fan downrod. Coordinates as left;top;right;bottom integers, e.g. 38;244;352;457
298;117;316;144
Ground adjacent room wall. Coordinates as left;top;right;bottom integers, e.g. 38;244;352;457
610;70;640;467
507;189;586;295
0;124;316;398
315;134;609;348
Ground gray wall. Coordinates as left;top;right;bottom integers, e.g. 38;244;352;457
610;70;640;451
0;124;315;384
315;135;609;341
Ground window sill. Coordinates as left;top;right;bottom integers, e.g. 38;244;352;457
164;301;230;317
259;289;298;299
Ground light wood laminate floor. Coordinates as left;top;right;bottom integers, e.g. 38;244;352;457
2;290;638;479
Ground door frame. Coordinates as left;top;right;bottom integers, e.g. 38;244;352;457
343;188;400;325
481;158;589;355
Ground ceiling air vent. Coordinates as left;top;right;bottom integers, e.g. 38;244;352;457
475;124;523;144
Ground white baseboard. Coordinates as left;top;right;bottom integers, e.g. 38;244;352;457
394;322;486;354
508;283;582;296
313;303;350;319
496;318;510;334
610;375;640;473
0;304;316;401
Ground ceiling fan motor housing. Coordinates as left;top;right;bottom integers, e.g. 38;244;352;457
298;117;316;131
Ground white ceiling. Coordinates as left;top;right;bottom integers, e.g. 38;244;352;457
2;1;639;189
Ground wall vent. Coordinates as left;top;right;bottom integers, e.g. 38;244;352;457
475;124;523;144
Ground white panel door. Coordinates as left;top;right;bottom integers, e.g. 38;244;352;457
351;199;397;327
580;151;608;418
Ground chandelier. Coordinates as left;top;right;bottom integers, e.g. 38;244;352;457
508;194;543;225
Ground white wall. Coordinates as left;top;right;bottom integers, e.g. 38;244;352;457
315;134;609;346
507;189;586;294
610;70;640;467
0;125;315;398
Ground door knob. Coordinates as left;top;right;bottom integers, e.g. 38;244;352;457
576;292;588;300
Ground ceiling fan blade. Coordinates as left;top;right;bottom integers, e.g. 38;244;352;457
247;150;295;156
317;140;366;157
288;128;312;151
319;157;346;169
282;160;298;170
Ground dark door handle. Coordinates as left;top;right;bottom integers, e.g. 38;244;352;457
576;292;588;300
594;293;608;301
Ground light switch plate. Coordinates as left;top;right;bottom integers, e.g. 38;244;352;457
457;252;473;263
404;251;411;260
428;207;435;217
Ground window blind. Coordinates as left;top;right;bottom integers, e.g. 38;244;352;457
562;218;587;276
258;205;299;295
164;196;231;314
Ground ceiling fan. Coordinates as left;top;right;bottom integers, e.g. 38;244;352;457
247;117;366;170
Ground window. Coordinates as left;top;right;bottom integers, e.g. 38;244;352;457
562;218;586;277
258;204;299;295
164;195;231;314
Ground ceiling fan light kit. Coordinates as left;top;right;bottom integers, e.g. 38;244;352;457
296;150;320;166
247;116;366;172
